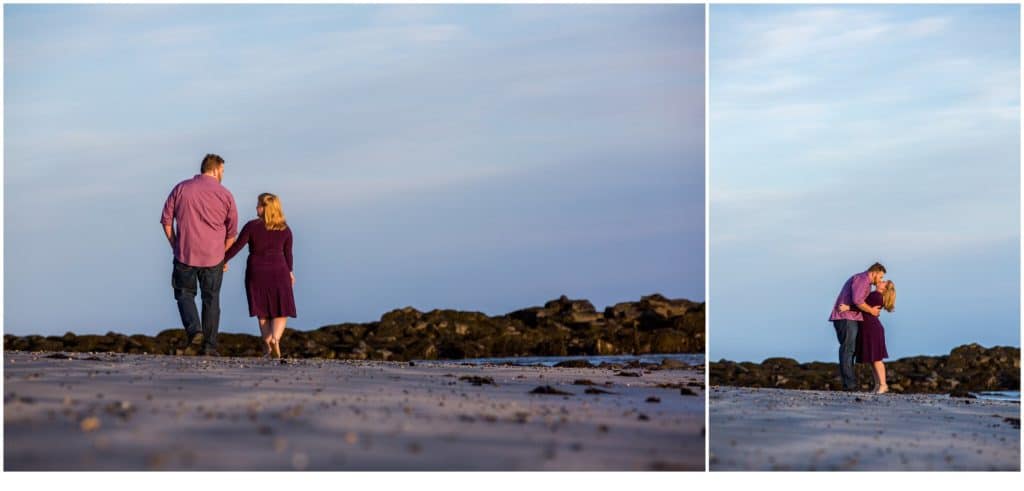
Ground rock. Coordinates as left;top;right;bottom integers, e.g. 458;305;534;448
645;396;661;403
4;293;704;362
568;311;602;324
458;376;495;386
584;387;615;395
554;360;592;368
949;388;977;399
659;358;690;370
530;385;572;396
762;357;800;369
710;344;1019;395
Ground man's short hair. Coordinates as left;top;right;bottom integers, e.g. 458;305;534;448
201;154;225;173
867;262;887;274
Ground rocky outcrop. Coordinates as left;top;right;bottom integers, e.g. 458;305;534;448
710;344;1020;394
3;294;704;361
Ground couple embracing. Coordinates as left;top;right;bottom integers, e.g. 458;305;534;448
159;154;297;358
829;262;897;394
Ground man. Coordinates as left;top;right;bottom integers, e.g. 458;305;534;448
160;154;238;356
828;262;886;391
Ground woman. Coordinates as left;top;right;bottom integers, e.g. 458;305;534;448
841;279;896;393
224;193;296;358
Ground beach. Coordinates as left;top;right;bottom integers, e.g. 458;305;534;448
4;351;704;471
709;386;1020;471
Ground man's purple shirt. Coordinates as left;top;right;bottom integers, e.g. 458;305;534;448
829;271;872;322
160;175;238;268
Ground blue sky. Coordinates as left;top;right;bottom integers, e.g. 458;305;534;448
711;4;1020;362
3;4;705;336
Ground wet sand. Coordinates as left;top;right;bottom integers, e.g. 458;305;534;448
4;351;704;470
709;386;1020;471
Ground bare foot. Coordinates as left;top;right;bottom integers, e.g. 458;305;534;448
875;385;889;394
271;339;281;359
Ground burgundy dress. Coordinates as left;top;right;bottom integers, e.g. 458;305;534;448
224;219;296;318
855;291;888;363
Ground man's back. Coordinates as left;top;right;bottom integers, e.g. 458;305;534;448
161;174;238;267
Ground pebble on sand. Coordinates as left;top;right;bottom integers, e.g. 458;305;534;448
292;452;309;470
80;416;101;432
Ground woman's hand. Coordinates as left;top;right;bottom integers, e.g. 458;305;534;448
222;262;229;273
290;272;295;286
838;303;850;312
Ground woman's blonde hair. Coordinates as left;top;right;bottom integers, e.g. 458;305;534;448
881;280;896;312
258;193;287;231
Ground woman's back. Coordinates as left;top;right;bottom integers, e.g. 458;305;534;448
242;219;291;256
225;219;293;271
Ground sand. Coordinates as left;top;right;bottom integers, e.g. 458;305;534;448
709;386;1020;471
3;351;704;471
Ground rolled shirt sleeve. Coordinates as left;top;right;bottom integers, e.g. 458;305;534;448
160;186;177;226
225;192;239;239
851;273;870;306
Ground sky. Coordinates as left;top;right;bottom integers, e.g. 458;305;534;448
3;4;705;336
710;4;1020;363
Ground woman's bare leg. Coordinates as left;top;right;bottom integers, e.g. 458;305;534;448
270;317;287;358
873;361;888;393
258;318;272;355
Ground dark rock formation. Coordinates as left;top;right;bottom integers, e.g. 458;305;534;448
710;344;1020;394
530;385;573;395
3;294;704;361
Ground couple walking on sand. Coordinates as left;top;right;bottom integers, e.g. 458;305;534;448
829;262;897;394
160;154;297;358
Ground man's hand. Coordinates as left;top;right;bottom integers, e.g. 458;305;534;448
163;224;175;250
290;272;295;286
856;303;881;317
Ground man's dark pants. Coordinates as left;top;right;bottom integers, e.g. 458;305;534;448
832;319;859;390
172;259;224;352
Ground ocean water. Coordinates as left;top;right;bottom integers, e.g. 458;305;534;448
422;353;704;367
974;391;1021;402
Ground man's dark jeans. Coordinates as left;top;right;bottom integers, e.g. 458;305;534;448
832;319;859;390
172;259;224;352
